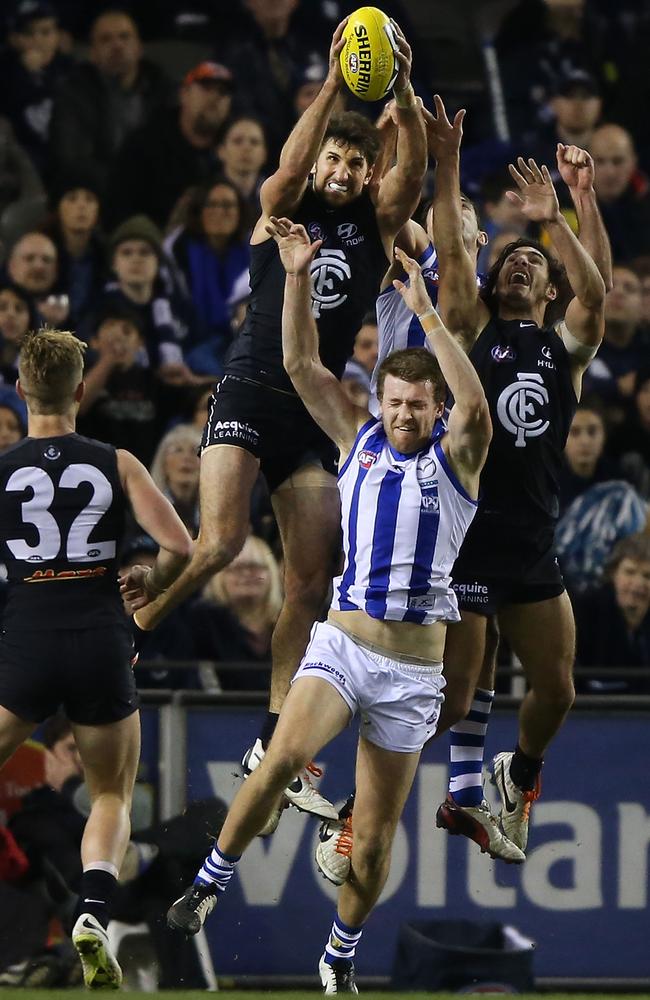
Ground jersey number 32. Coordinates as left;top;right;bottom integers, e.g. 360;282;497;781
5;463;115;563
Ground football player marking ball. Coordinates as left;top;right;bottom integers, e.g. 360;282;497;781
339;7;399;102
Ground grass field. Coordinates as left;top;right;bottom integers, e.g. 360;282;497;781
0;992;643;1000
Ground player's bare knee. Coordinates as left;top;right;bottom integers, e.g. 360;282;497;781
263;744;309;786
282;566;330;612
195;532;246;575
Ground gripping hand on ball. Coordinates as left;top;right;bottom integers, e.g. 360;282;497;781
328;17;348;87
266;216;322;275
390;20;413;97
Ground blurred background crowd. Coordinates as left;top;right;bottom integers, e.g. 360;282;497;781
0;0;648;700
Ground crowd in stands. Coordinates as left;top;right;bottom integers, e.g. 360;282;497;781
0;0;647;699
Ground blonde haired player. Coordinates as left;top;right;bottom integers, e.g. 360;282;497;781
0;330;192;988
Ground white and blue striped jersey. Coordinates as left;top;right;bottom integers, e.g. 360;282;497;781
331;418;478;625
370;241;484;416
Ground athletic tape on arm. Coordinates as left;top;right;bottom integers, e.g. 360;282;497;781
556;320;599;364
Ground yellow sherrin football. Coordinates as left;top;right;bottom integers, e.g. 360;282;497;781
339;7;399;102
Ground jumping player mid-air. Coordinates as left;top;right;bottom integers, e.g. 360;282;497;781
315;96;611;883
129;18;427;829
0;330;192;989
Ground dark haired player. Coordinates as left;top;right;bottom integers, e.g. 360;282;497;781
0;330;192;988
132;18;427;825
429;115;607;854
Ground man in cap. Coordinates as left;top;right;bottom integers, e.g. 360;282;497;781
105;61;235;228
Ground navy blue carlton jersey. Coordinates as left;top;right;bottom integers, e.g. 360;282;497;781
226;184;387;392
0;434;127;629
470;317;578;524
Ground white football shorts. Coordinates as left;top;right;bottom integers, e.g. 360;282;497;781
293;620;445;753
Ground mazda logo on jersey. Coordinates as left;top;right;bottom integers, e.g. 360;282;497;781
310;248;351;317
496;372;550;447
337;223;357;239
358;450;378;468
416;456;437;481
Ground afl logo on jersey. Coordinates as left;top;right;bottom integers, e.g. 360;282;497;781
310;248;351;318
308;222;324;241
497;372;550;448
491;344;516;363
43;445;60;460
358;449;378;469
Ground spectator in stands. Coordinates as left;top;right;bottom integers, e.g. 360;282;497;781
0;1;73;178
631;256;650;334
43;169;105;326
591;124;650;261
559;400;620;514
189;533;282;691
105;62;233;230
573;533;650;694
589;265;649;409
89;215;196;385
5;231;69;328
527;70;602;191
292;60;329;120
49;8;172;190
351;312;378;379
165;178;250;375
494;0;605;136
76;303;162;467
0;390;26;453
120;536;200;691
0;281;35;386
608;365;650;499
150;424;201;537
216;0;327;166
341;361;370;409
0;116;44;250
217;116;268;225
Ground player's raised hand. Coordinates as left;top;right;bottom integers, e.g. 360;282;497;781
265;216;322;275
327;17;348;85
389;20;413;94
507;157;561;224
556;143;595;193
422;94;465;160
393;246;437;317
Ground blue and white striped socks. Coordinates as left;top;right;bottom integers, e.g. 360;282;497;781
195;845;241;892
448;688;495;807
324;916;363;965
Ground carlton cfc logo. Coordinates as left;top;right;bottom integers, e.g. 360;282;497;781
497;372;550;447
358;450;378;468
310;248;351;318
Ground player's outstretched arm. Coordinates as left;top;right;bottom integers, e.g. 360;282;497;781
117;450;193;611
508;157;606;368
374;24;427;252
556;143;613;291
393;247;491;490
267;216;366;457
426;95;487;348
257;19;347;224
